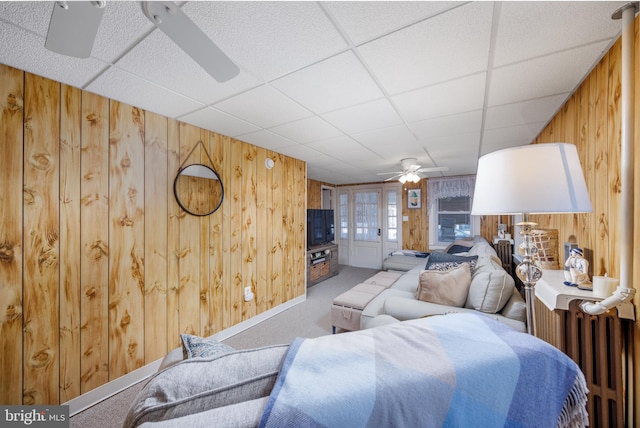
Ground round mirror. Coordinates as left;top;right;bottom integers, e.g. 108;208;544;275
174;164;224;216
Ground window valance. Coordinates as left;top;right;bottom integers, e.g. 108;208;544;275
427;175;475;216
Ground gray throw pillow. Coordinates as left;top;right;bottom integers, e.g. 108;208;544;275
180;334;235;359
125;345;289;428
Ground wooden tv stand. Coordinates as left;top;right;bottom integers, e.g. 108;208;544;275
307;243;338;286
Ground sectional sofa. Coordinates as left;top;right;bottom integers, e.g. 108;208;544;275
358;236;527;332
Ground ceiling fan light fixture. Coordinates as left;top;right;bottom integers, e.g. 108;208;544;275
398;175;408;184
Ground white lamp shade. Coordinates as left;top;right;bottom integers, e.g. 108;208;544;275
471;143;592;215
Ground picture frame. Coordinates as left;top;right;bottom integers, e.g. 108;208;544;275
407;188;421;209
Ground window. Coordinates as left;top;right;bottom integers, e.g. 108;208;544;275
427;176;478;248
437;196;471;242
386;190;398;242
339;192;348;240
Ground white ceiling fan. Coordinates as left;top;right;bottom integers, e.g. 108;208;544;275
377;158;449;183
44;1;240;83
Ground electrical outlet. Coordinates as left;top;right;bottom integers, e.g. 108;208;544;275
244;286;251;294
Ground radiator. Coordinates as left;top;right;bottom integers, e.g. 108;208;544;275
534;298;625;427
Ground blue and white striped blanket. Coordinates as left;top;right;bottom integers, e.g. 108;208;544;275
259;313;588;428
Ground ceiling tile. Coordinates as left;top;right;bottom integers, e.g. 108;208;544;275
271;51;383;114
269;117;343;144
325;1;461;45
484;94;568;130
214;85;312;128
86;67;204;118
0;20;108;89
321;98;403;134
393;73;486;123
410;110;483;141
90;1;155;63
352;125;422;160
179;107;259;137
306;135;377;158
236;130;298;151
183;1;348;81
488;41;611;106
0;1;52;35
494;1;624;67
481;122;548;156
358;2;493;94
114;29;260;105
422;133;480;160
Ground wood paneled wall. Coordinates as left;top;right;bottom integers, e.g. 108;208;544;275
518;22;640;423
0;64;306;405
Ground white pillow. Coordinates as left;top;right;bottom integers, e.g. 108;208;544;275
465;269;515;313
416;264;472;307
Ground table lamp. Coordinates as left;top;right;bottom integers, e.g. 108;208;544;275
471;143;592;334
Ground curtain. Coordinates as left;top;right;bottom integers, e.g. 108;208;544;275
427;175;475;217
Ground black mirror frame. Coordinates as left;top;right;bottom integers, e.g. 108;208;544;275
173;164;224;216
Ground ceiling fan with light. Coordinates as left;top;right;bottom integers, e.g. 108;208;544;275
377;158;449;183
44;1;240;82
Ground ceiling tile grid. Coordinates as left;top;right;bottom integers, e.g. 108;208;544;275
0;1;626;184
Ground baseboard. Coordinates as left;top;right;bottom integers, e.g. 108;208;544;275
65;294;306;416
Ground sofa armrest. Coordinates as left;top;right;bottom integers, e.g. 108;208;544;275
383;296;470;321
383;296;527;332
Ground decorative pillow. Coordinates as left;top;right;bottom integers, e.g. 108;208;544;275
416;263;472;307
425;252;478;273
444;239;474;254
180;334;235;359
465;269;515;313
124;345;289;428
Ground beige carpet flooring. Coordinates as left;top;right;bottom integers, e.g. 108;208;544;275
69;264;378;428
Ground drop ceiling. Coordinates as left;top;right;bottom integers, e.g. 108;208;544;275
0;1;625;184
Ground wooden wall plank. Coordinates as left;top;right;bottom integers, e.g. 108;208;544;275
270;153;284;307
594;53;611;276
283;156;294;301
207;132;225;334
229;139;244;325
607;40;622;279
199;129;211;337
144;111;168;362
242;144;257;320
166;119;181;349
23;73;60;404
0;64;24;405
177;125;202;335
255;148;269;313
218;135;232;330
108;101;145;379
80;90;110;393
295;159;307;296
59;84;82;402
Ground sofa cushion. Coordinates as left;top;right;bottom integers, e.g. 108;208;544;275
125;345;288;428
416;263;472;307
180;334;235;359
465;268;515;313
426;252;478;273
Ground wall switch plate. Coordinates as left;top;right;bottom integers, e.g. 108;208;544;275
244;286;254;302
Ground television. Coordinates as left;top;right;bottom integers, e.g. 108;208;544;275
307;209;335;247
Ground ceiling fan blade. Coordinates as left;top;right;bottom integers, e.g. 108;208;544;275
142;2;240;83
376;171;403;176
45;1;106;58
416;166;449;173
384;175;402;182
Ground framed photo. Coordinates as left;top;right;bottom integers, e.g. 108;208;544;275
407;188;421;209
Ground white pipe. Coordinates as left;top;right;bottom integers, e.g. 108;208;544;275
581;3;637;316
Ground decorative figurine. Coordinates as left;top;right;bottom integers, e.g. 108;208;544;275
563;247;590;287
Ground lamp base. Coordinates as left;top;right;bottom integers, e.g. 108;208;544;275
516;221;542;335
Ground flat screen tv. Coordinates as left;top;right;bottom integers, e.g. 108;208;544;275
307;209;335;247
